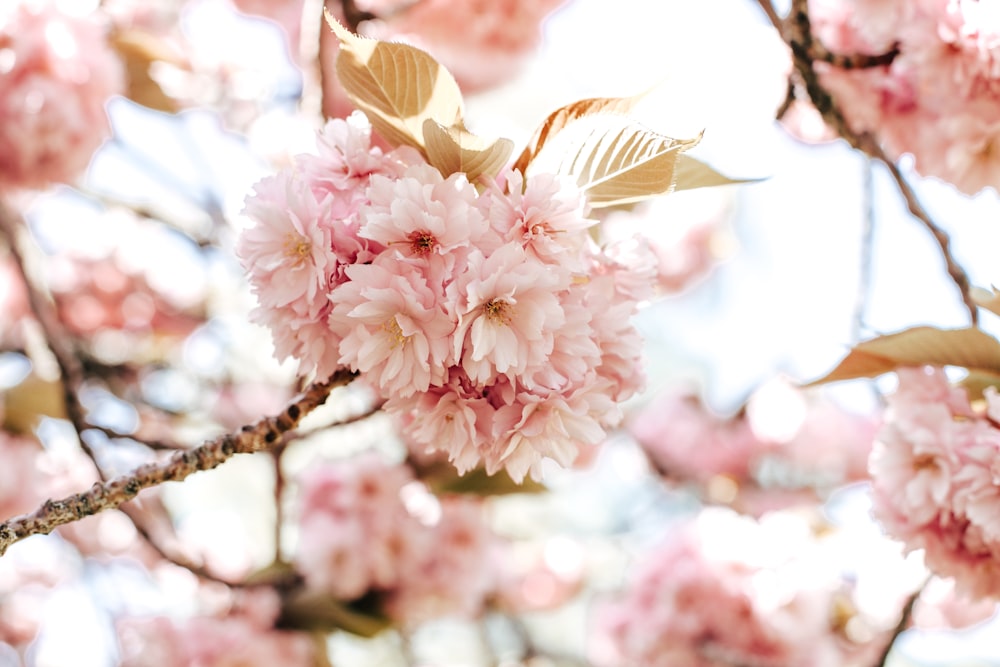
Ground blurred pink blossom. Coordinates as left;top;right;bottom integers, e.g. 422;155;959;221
293;453;502;624
631;378;877;511
593;509;880;667
0;2;123;188
359;0;568;92
804;0;1000;194
117;596;315;667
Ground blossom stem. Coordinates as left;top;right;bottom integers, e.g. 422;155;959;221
0;369;355;557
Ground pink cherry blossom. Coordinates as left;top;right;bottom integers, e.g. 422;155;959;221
294;452;423;598
239;108;652;482
296;112;415;223
451;242;567;387
490;387;606;481
329;255;455;398
805;0;1000;194
293;453;502;622
238;170;335;315
869;366;1000;599
361;164;491;270
487;170;594;268
386;496;501;624
0;2;123;189
593;509;869;667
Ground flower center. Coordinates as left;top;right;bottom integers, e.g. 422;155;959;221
912;453;940;471
382;316;409;347
408;230;437;256
284;233;312;263
484;298;513;325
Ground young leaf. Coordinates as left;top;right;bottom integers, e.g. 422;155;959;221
810;326;1000;385
673;155;760;192
110;28;184;113
971;285;1000;319
512;93;646;175
527;115;701;208
422;119;514;182
324;10;463;153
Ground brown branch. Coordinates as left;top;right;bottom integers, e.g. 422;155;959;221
0;369;357;557
772;0;979;325
271;441;288;565
118;503;241;585
0;200;95;455
339;0;376;31
815;46;899;70
872;577;928;667
754;0;782;31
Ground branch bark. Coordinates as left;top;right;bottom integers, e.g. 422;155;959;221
0;369;356;557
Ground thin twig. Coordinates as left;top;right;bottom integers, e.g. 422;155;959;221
772;0;979;325
118;504;240;585
339;0;376;31
0;201;97;458
872;577;928;667
0;369;356;557
271;441;288;565
754;0;782;31
0;200;243;580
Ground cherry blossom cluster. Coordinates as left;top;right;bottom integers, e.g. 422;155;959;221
238;112;649;481
294;452;501;624
630;379;875;512
806;0;1000;195
870;365;1000;599
593;508;901;667
0;1;122;189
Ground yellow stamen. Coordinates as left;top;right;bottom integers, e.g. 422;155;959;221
382;317;409;347
484;298;513;325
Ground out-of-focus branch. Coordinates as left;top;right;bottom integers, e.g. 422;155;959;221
0;200;97;454
339;0;376;31
766;0;979;325
873;577;928;667
0;369;356;557
755;0;782;31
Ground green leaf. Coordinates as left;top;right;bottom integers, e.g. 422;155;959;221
324;10;463;153
526;115;701;208
422;119;514;182
810;326;1000;385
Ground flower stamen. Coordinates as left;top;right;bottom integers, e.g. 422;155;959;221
484;298;513;325
407;230;437;256
382;316;409;347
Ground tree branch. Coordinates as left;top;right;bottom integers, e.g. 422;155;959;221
873;577;928;667
0;369;357;557
772;0;979;324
